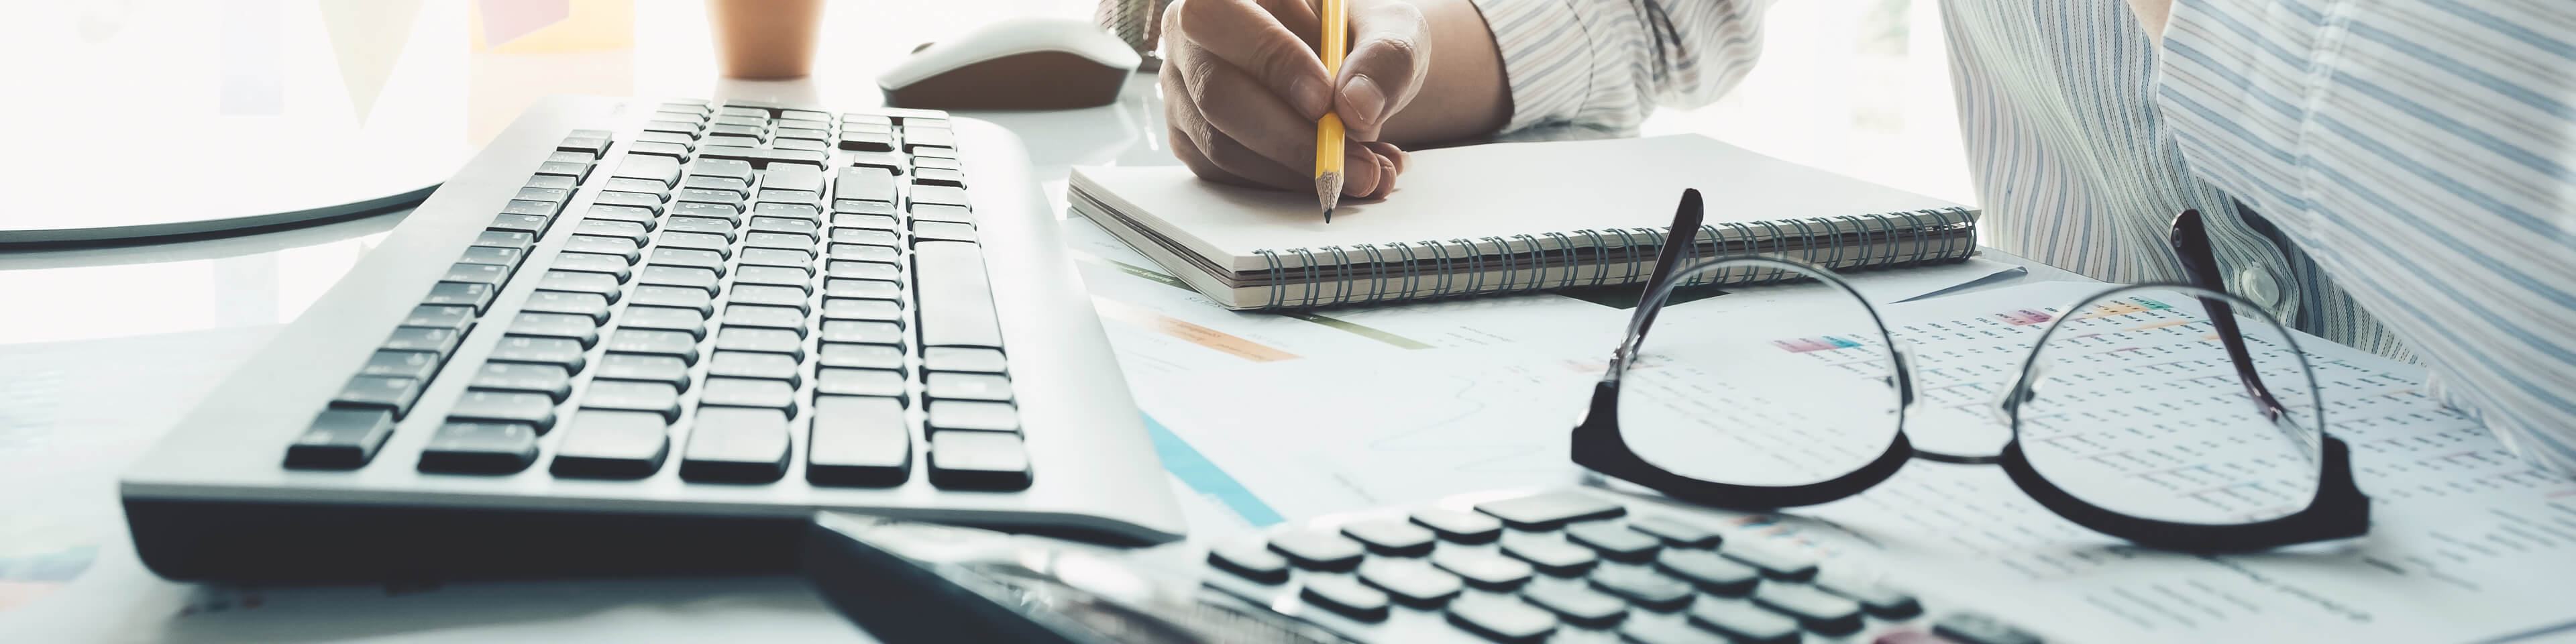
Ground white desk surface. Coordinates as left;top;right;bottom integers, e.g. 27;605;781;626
0;2;2084;641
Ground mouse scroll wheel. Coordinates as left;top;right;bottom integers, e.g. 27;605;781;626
913;42;935;54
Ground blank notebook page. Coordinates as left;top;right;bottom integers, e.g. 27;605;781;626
1070;135;1966;272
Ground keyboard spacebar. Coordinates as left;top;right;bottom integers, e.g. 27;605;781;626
914;241;1003;349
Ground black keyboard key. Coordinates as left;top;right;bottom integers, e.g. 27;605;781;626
707;350;802;385
1433;550;1534;590
521;290;612;323
681;407;792;482
1521;582;1627;627
509;312;602;347
648;248;729;276
1501;539;1599;576
729;283;812;311
927;431;1030;490
551;411;672;479
1208;540;1291;584
806;395;912;487
448;389;559;432
1299;576;1389;621
458;244;526;268
921;347;1004;373
914;241;1003;348
1446;595;1558;643
612;154;683;187
1620;619;1729;644
1932;612;2043;644
402;304;477;334
1267;531;1366;571
582;380;682;420
1567;523;1662;562
1819;580;1921;619
562;234;643;260
724;303;810;332
1629;517;1723;548
1358;558;1464;606
631;284;714;315
815;368;905;398
714;327;804;360
360;349;443;381
382;326;464;356
595;353;692;390
538;270;625;301
417;421;541;474
1688;600;1799;644
1341;519;1436;556
1655;549;1760;596
284;408;398;469
926;400;1017;433
700;377;796;411
470;362;574;401
619;305;710;338
1477;491;1625;530
425;281;497;313
639;265;721;294
1719;543;1817;581
837;166;898;202
1591;566;1695;612
1411;508;1504;543
1750;584;1862;635
489;336;588;372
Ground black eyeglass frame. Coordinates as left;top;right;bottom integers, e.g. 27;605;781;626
1569;192;2371;551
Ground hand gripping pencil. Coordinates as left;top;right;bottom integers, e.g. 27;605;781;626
1314;0;1347;222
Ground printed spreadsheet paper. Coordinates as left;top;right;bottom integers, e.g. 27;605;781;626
1136;280;2576;644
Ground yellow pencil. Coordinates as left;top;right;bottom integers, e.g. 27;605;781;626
1315;0;1346;223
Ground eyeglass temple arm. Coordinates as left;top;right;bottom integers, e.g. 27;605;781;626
1615;189;1707;368
2169;209;2287;420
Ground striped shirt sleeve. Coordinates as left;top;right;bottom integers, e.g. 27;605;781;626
1468;0;1770;132
2155;0;2576;475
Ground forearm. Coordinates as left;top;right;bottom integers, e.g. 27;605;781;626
1376;0;1512;146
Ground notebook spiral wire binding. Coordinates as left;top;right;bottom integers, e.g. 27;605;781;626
1244;207;1976;309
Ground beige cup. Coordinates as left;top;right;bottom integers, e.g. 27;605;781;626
708;0;825;78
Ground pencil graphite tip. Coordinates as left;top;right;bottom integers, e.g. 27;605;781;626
1316;171;1342;223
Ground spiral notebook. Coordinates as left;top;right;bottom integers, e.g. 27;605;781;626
1069;135;1979;310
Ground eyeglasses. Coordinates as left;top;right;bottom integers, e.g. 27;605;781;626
1570;189;2369;551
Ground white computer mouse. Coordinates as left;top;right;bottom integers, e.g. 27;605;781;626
879;17;1144;110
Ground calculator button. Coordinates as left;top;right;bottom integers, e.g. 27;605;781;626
1411;508;1503;543
1432;549;1534;590
1628;517;1723;548
1207;541;1289;584
1501;539;1599;576
1477;491;1625;530
1656;549;1760;596
1299;576;1389;621
1445;595;1557;643
1750;584;1863;635
1719;543;1817;581
1340;519;1436;556
1686;600;1799;644
1519;582;1627;627
1931;612;2043;644
1819;580;1921;619
1357;558;1463;606
1566;523;1662;562
1590;566;1695;612
1268;530;1366;571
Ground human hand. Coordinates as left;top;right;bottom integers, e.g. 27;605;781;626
1159;0;1430;199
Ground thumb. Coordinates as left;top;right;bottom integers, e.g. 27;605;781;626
1332;1;1429;141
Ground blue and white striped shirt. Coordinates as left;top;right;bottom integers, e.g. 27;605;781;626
1468;0;2576;475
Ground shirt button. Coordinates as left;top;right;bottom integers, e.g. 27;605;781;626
2233;266;2284;311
